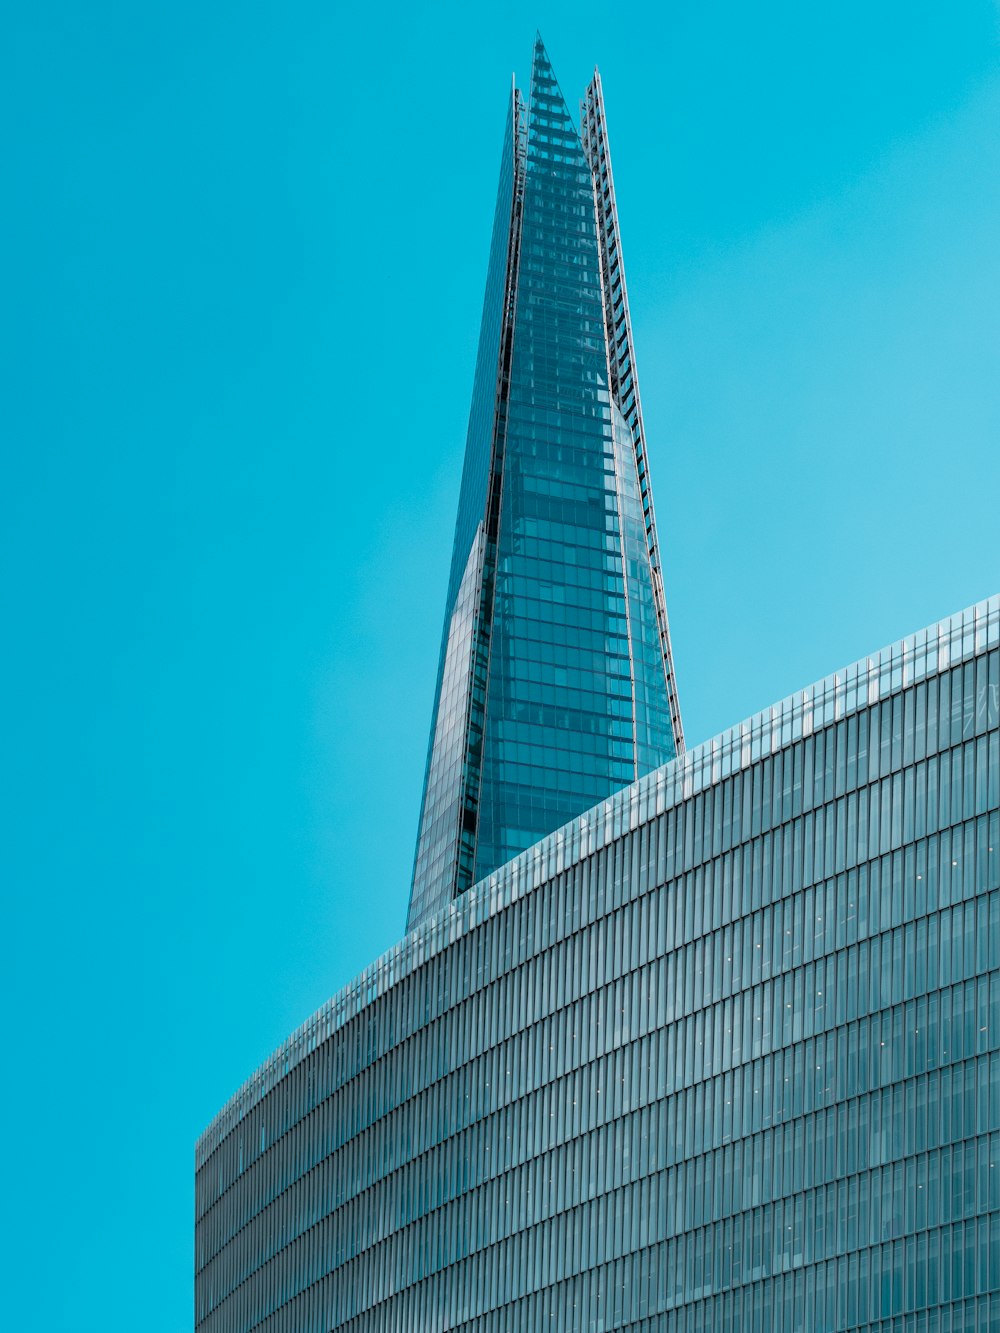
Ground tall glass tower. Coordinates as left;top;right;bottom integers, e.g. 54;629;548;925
408;38;684;931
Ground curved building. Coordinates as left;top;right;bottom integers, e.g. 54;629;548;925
197;596;1000;1330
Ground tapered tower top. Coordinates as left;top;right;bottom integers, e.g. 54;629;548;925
407;40;682;932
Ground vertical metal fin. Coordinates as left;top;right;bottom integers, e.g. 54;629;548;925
583;71;685;753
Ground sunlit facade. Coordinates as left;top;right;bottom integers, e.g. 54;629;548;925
196;597;1000;1331
407;39;683;933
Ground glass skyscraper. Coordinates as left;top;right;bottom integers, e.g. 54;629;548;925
195;39;1000;1333
408;38;682;933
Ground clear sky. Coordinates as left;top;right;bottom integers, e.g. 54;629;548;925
3;3;999;1328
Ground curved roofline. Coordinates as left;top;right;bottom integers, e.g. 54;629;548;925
197;593;999;1165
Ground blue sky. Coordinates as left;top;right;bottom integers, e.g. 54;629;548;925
3;3;999;1328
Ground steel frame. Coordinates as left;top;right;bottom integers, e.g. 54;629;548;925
583;71;686;754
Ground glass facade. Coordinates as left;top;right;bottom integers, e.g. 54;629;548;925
408;40;681;933
196;596;1000;1332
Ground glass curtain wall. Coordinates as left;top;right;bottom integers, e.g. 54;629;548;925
198;598;1000;1333
408;40;679;932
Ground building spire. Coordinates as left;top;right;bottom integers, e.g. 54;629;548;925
407;42;683;932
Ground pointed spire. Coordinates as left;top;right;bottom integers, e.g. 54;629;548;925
529;33;565;104
407;40;682;933
526;34;585;165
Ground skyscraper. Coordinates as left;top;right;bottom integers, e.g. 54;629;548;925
408;37;683;932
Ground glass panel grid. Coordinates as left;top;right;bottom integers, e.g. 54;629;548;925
197;594;1000;1333
407;40;678;931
